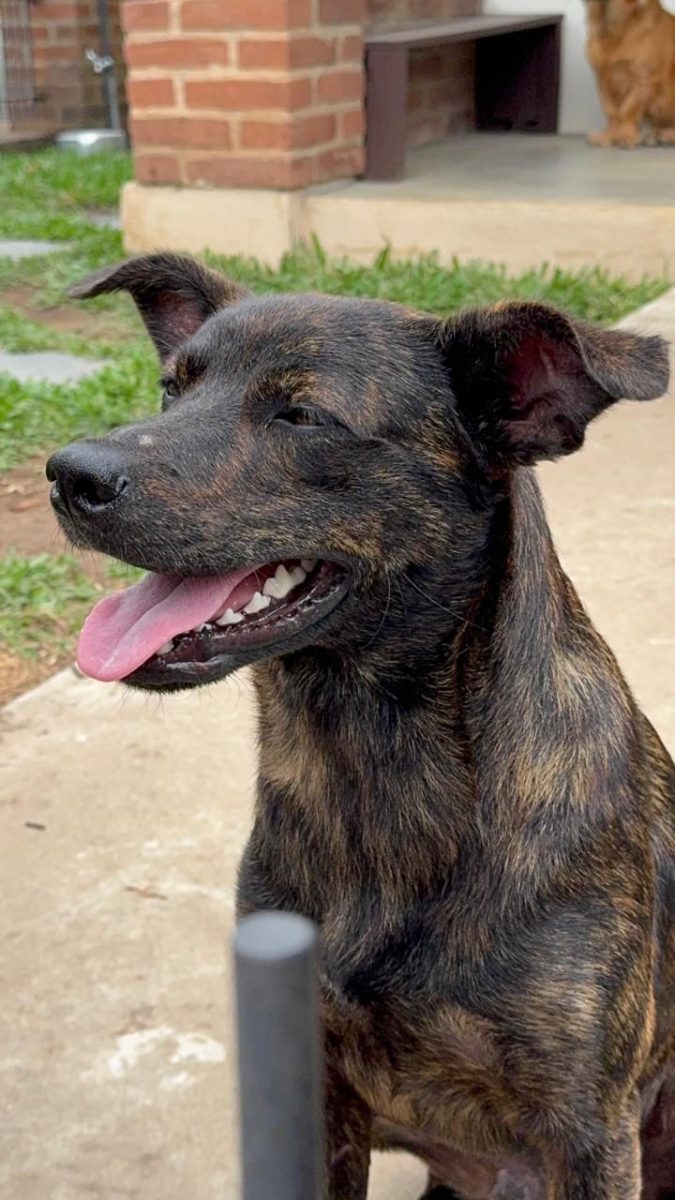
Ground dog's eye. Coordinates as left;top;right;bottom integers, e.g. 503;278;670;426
274;405;334;429
160;378;180;408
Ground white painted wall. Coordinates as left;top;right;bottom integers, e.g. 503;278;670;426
483;0;604;134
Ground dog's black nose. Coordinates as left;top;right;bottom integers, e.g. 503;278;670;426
46;442;129;517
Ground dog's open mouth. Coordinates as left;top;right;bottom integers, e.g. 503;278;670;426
77;557;348;685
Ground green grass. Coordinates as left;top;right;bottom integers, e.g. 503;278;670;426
0;550;142;661
206;243;670;327
0;551;102;659
0;308;157;471
0;147;132;241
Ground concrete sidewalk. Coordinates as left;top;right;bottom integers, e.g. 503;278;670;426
1;291;674;1200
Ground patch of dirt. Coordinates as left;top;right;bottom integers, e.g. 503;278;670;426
2;286;121;339
2;457;64;557
0;650;62;709
1;457;112;706
1;457;108;581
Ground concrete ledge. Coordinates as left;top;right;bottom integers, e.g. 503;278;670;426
302;194;675;280
123;181;675;280
121;181;302;264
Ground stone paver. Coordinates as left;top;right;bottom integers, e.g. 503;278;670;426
0;238;65;259
0;290;673;1200
0;350;104;385
86;210;122;230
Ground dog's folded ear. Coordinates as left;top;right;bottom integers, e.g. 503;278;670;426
69;252;250;361
440;302;669;466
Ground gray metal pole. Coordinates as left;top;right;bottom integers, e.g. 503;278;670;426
95;0;121;130
234;912;324;1200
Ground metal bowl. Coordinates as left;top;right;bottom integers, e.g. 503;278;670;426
55;129;128;154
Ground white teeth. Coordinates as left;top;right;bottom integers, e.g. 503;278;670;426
243;590;272;615
263;564;293;599
156;562;313;648
216;608;243;626
263;563;307;600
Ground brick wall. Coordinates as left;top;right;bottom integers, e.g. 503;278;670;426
29;0;126;130
369;0;480;147
123;0;365;190
407;42;475;146
368;0;477;20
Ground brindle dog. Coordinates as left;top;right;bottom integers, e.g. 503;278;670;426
47;254;674;1199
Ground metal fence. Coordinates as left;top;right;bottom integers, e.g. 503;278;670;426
0;0;36;126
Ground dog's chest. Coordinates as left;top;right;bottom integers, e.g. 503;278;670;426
329;982;532;1131
325;987;544;1197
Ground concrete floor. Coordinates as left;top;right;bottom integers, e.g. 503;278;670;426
1;289;674;1199
302;134;675;278
354;134;675;205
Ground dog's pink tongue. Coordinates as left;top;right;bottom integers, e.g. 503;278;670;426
77;568;251;682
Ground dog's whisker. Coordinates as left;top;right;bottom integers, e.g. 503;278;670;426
400;570;487;635
363;571;392;650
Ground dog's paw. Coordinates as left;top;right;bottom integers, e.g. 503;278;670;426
587;130;618;147
587;128;643;149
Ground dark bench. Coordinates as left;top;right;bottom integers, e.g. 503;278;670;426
365;14;563;181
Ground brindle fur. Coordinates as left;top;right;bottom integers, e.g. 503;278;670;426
55;254;674;1199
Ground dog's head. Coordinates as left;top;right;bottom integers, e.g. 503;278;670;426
591;0;654;29
47;253;668;691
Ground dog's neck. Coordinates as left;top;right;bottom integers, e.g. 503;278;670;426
250;471;633;920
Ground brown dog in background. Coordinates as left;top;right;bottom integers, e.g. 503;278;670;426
585;0;675;146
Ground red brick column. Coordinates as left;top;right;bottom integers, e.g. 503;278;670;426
121;0;366;190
